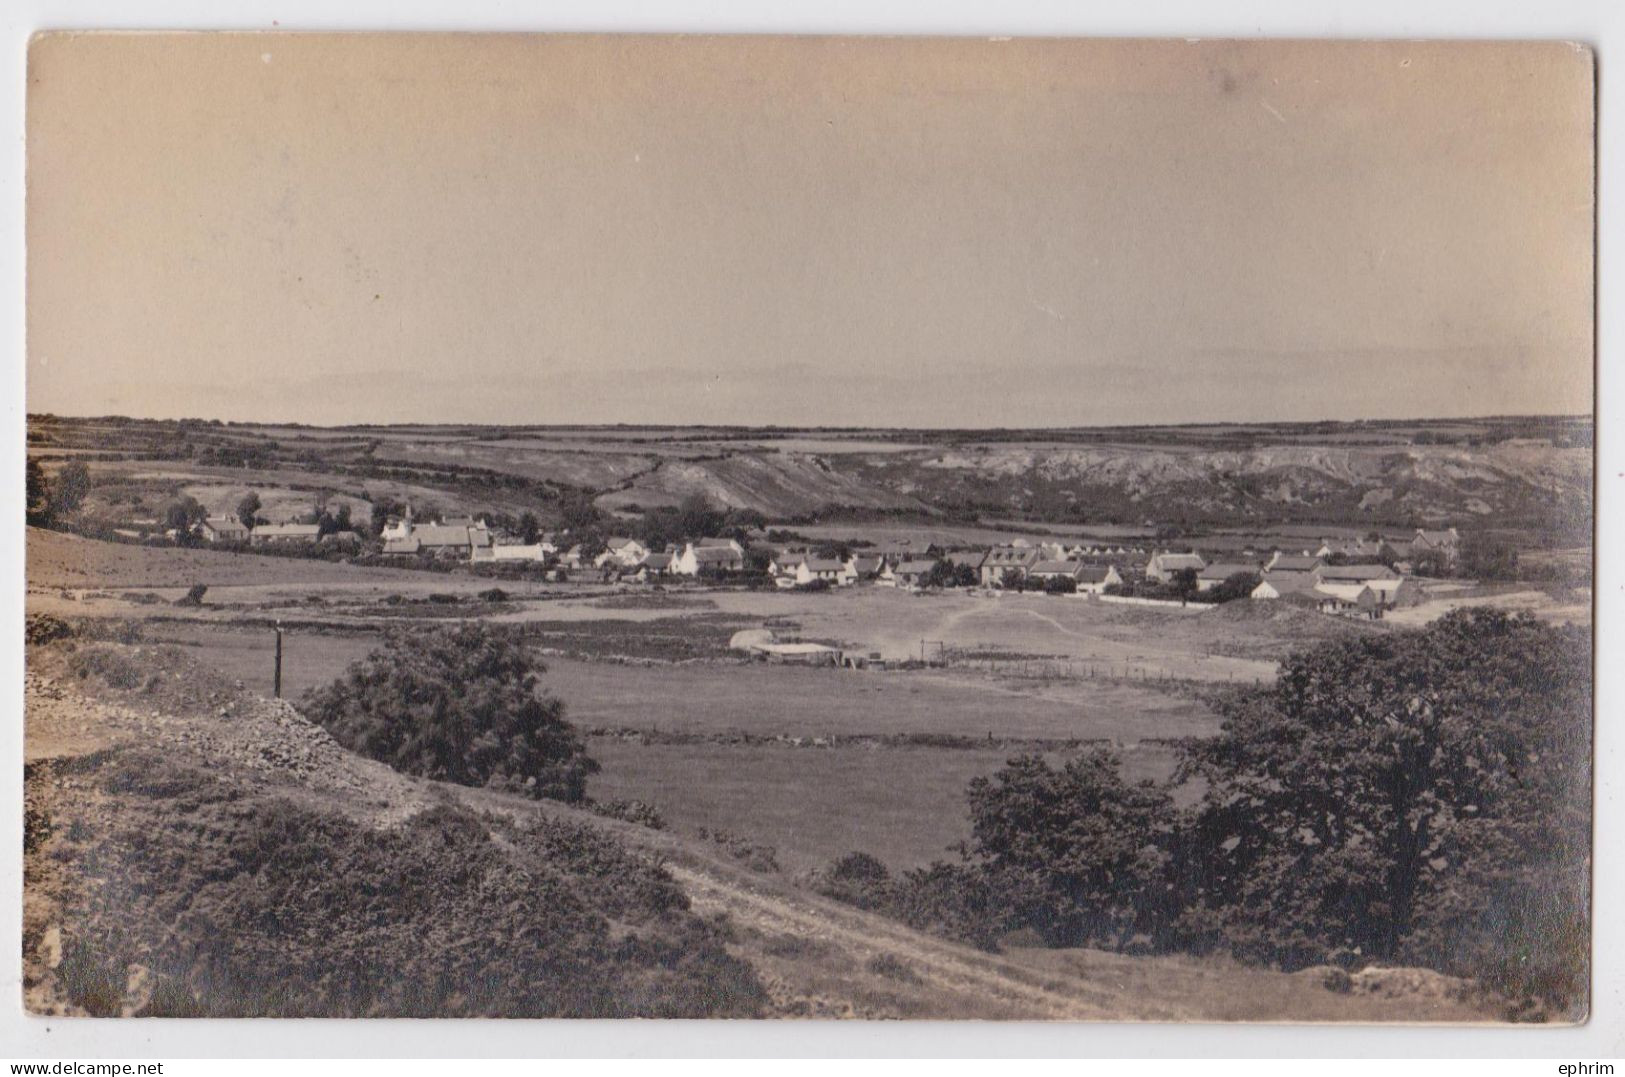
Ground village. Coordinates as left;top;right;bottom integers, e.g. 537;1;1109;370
188;499;1460;621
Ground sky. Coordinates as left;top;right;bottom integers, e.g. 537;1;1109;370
26;34;1594;428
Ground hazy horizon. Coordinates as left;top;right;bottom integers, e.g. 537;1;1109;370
28;35;1595;428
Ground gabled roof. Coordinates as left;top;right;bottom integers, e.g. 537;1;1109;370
1254;572;1317;596
694;536;739;549
414;523;476;547
203;516;248;533
383;536;422;554
1415;528;1459;545
1317;563;1399;582
690;546;743;563
1149;552;1206;570
1269;554;1323;573
253;522;321;539
945;550;986;568
1030;560;1083;576
805;558;846;573
895;559;939;574
774;552;809;568
1199;562;1259;581
848;555;885;574
606;536;641;550
1076;565;1115;584
984;546;1044;567
641;552;674;569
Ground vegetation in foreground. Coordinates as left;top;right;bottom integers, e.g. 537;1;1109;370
27;748;763;1018
302;624;600;802
815;609;1591;1020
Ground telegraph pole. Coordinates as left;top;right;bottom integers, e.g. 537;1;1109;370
273;623;284;699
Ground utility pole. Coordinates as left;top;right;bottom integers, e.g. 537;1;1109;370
273;623;283;699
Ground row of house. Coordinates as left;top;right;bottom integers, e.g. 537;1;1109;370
200;517;363;548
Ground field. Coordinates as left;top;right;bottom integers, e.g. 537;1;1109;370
23;413;1593;1021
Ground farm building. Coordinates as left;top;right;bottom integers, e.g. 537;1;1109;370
200;516;249;543
250;522;322;546
1028;560;1086;583
596;537;649;569
472;543;551;563
1074;564;1122;595
382;536;422;556
414;521;492;558
846;554;887;581
1196;562;1261;592
783;558;849;587
1265;552;1324;573
944;550;986;575
1411;527;1461;563
893;560;939;588
1144;551;1207;583
980;546;1044;587
769;552;808;576
675;540;746;575
639;551;675;576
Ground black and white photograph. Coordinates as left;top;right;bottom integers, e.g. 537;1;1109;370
18;31;1596;1031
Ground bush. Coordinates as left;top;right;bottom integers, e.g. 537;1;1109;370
478;587;510;603
67;645;144;690
41;751;764;1017
814;851;894;911
173;583;208;607
301;624;599;802
25;614;73;646
697;828;780;873
589;799;667;830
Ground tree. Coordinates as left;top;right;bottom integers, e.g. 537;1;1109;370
675;493;723;541
557;492;602;536
1042;575;1078;595
236;491;262;530
26;459;51;525
1177;609;1591;1005
1461;532;1519;581
51;461;91;519
1200;571;1261;604
163;496;207;543
518;511;540;545
370;497;406;538
1169;567;1200;603
302;624;599;802
966;750;1177;948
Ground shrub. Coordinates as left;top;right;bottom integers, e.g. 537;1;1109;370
478;587;510;603
814;851;894;911
301;624;599;802
697;828;780;873
67;646;143;690
42;751;764;1017
25;614;73;646
589;799;667;830
173;583;208;607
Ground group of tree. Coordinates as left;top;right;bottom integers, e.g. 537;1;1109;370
24;459;90;527
818;609;1591;1018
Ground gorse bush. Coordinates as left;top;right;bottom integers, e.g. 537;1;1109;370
302;624;599;802
42;751;764;1017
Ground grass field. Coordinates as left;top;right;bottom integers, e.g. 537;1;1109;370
588;738;1188;874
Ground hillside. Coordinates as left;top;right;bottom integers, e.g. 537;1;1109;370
23;630;1502;1021
28;415;1592;541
